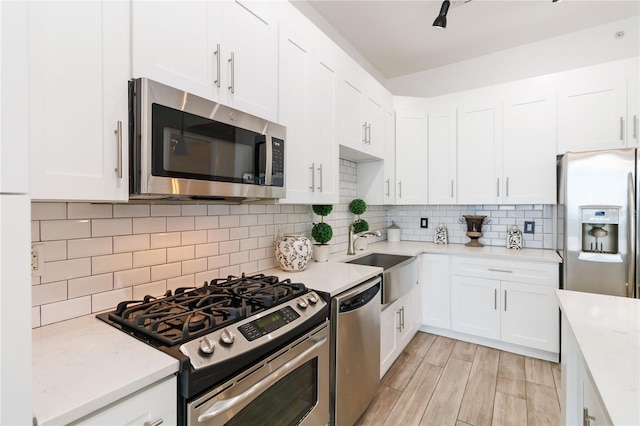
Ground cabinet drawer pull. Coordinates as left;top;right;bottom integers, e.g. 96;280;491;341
620;116;624;141
494;288;497;310
386;179;390;197
366;123;372;144
496;178;500;197
362;122;367;143
114;121;123;179
144;419;163;426
488;268;513;273
398;181;402;198
214;43;221;88
317;164;323;192
309;163;315;192
396;309;402;331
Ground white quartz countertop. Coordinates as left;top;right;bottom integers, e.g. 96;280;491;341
264;241;561;296
32;315;179;426
556;290;640;426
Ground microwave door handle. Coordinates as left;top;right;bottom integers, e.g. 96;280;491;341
197;335;328;423
264;135;273;186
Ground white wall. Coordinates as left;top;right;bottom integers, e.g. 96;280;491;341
386;16;640;98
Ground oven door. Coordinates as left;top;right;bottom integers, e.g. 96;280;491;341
188;321;330;426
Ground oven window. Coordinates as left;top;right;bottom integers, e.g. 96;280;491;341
225;359;318;426
151;104;266;184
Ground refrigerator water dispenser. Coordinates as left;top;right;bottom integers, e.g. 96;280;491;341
578;207;622;262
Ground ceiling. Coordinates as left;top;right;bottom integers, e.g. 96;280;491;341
304;0;640;79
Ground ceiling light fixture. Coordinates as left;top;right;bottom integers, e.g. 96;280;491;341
432;0;450;29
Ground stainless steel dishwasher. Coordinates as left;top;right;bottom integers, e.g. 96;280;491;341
330;275;381;426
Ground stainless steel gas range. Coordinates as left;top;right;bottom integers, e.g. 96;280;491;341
97;273;330;426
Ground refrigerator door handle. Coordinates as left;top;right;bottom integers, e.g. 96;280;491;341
628;172;635;298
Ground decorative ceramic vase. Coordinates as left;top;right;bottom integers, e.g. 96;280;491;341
507;226;523;250
275;233;312;271
313;244;331;262
435;224;448;245
463;215;487;247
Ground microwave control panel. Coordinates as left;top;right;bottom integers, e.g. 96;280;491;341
271;138;284;187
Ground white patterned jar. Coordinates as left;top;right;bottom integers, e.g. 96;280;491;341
275;233;312;271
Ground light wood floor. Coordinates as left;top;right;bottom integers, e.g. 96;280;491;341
356;332;561;426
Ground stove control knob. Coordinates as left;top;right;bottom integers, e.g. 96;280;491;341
220;327;235;345
307;294;319;305
297;298;308;309
199;336;215;356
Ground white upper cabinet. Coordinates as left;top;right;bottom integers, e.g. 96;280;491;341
1;1;29;194
132;1;278;122
428;108;457;204
383;108;396;204
395;111;428;204
457;102;503;205
557;77;628;154
503;91;557;204
278;22;337;204
30;1;130;202
338;69;385;160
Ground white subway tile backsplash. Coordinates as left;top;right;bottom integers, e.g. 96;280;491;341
240;238;258;252
32;307;41;328
181;205;207;216
183;258;208;275
230;251;249;265
240;215;257;227
208;228;230;242
92;218;132;237
208;254;230;269
249;226;267;238
32;280;67;306
151;204;181;217
230;205;249;215
41;296;91;326
219;215;240;228
250;248;267;262
219;265;241;277
195;216;218;230
133;217;166;234
133;281;167;299
32;202;67;220
167;216;194;232
114;267;150;289
219;240;239;255
167;245;194;262
167;275;195;292
43;240;67;262
67;203;112;219
113;234;150;253
133;248;167;268
150;232;181;248
195;243;219;258
182;230;207;245
230;227;249;240
68;237;112;259
41;219;91;241
151;262;181;281
208;205;229;216
250;204;266;214
113;204;150;218
32;221;40;242
92;253;133;274
68;273;113;298
41;258;91;284
92;288;132;313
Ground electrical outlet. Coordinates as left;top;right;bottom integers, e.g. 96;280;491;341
420;218;428;229
31;243;45;276
524;221;535;234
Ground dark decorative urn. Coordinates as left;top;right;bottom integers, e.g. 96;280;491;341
463;215;487;247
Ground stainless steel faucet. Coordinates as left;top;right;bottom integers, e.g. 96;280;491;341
347;223;381;255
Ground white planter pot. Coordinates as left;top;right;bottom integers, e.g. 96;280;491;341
274;233;312;271
313;244;331;262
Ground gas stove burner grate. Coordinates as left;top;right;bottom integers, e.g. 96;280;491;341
105;273;308;346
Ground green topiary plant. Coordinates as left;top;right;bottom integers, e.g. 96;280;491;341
349;198;369;232
311;205;333;245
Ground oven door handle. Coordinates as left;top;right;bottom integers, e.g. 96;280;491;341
197;334;328;424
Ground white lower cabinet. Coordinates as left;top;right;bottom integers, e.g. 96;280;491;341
446;256;559;354
71;376;177;426
421;254;451;329
380;283;420;378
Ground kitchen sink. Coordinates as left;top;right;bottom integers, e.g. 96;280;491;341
346;253;418;306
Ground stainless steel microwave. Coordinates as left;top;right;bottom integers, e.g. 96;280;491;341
129;78;285;201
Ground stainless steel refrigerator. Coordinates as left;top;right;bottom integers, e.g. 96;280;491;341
557;148;638;298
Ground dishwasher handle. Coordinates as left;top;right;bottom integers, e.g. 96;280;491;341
337;277;381;313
